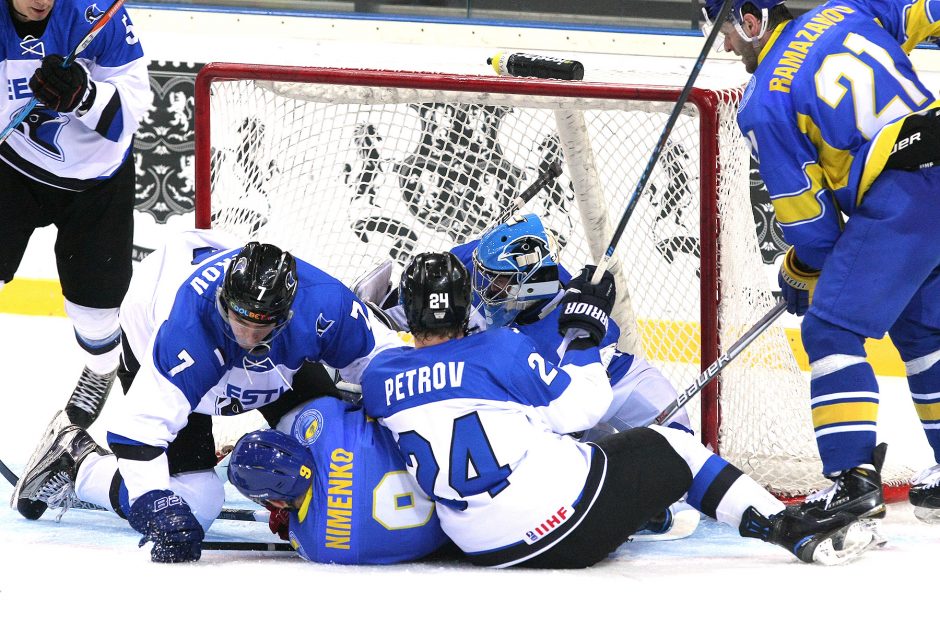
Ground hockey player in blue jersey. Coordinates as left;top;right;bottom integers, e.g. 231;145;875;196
460;213;692;436
227;396;452;565
703;0;940;523
11;236;401;562
376;213;692;436
0;0;152;430
360;251;878;567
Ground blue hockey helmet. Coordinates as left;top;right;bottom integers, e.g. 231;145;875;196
702;0;785;42
472;213;560;328
227;430;314;506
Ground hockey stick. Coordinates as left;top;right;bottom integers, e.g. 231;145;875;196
0;0;126;145
589;0;733;285
493;160;564;225
203;541;295;552
0;462;272;523
217;507;268;522
648;300;787;427
0;458;18;486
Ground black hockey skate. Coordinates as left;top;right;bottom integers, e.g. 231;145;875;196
739;505;878;565
65;366;117;429
798;442;887;520
10;414;106;521
909;463;940;524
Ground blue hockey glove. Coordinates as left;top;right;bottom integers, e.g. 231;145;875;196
777;247;820;316
128;490;205;563
558;265;616;347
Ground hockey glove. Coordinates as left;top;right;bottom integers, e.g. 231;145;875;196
778;247;820;316
128;489;205;563
558;265;616;347
265;502;291;541
29;54;90;113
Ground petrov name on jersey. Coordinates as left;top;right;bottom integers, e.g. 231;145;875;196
384;361;466;405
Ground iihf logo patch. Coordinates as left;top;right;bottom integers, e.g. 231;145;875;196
522;505;573;545
298;408;324;445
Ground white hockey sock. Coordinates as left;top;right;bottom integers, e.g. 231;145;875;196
650;424;785;528
74;452;118;513
65;300;122;374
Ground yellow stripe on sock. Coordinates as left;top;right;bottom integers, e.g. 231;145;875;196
812;401;879;428
914;402;940;422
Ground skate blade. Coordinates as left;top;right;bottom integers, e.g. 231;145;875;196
9;411;70;512
811;521;880;566
914;505;940;524
630;509;700;542
858;518;888;547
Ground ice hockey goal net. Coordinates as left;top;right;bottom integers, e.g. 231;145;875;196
194;62;911;499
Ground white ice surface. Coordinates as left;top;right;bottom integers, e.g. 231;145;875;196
0;313;936;625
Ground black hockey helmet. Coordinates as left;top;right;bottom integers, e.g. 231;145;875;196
220;242;297;326
400;251;472;336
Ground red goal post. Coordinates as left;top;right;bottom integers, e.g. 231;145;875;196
193;62;912;500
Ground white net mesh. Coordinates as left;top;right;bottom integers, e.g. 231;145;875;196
198;66;913;497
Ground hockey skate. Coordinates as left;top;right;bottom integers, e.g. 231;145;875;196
798;442;887;520
739;505;879;565
631;501;700;542
65;366;117;429
10;415;106;521
909;462;940;524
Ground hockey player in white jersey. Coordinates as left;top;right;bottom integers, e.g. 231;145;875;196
377;213;697;537
360;252;879;567
0;0;152;429
12;233;400;562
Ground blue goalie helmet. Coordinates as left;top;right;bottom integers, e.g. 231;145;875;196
472;213;560;328
227;430;315;506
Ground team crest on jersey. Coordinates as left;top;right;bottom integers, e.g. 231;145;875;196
298;408;325;445
19;35;44;57
16;108;68;161
316;313;334;336
85;4;105;23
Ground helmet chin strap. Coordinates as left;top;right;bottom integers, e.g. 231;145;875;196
734;8;770;43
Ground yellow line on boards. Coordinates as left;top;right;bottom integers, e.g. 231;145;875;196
0;278;65;317
0;279;907;377
639;319;906;378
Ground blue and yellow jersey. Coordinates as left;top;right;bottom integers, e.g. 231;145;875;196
287;396;450;565
738;0;940;268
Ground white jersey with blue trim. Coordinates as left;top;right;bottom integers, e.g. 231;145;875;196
0;0;151;189
109;241;400;501
360;329;612;554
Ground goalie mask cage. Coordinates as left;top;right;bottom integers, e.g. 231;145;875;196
194;62;912;500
